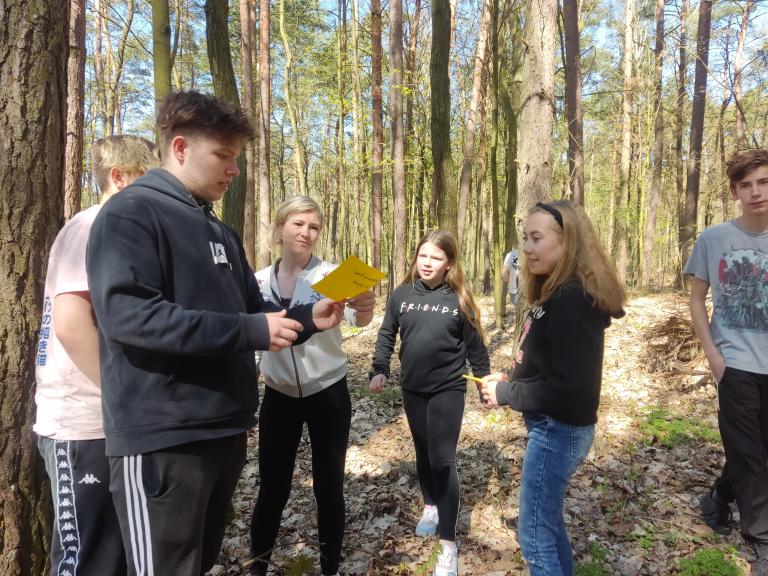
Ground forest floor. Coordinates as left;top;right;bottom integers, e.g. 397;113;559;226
211;292;756;576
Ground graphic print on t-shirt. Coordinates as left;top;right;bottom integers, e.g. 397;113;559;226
716;248;768;331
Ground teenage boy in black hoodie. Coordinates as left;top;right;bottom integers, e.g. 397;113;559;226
87;91;344;575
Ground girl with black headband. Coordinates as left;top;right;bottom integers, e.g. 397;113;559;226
481;200;625;575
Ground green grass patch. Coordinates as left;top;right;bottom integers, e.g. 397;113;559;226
361;385;403;404
575;542;610;576
640;408;720;447
341;325;364;337
679;548;742;576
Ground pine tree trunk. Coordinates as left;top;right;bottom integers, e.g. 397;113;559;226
517;0;556;213
457;0;491;249
642;0;664;288
562;0;583;205
371;0;384;278
612;0;634;283
258;0;272;268
430;0;457;235
680;0;713;269
205;0;248;237
391;0;407;282
350;0;367;256
240;0;258;268
64;0;87;219
489;0;503;329
152;0;173;114
675;0;688;287
0;1;68;571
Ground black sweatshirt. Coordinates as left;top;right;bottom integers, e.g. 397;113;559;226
371;280;490;394
87;168;317;456
495;281;616;426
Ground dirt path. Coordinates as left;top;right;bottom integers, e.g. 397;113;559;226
212;293;754;575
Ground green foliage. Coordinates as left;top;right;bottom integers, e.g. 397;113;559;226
362;385;402;404
575;542;610;576
285;553;316;576
640;408;720;448
678;548;742;576
340;324;364;337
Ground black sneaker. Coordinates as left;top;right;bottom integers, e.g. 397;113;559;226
699;489;732;536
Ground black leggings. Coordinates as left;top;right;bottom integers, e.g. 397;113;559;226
250;377;351;575
402;388;465;541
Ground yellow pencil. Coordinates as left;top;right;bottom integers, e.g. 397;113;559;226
462;374;484;383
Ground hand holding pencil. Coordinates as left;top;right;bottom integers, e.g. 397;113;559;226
466;372;508;408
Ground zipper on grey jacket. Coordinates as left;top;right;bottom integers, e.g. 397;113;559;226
289;347;303;397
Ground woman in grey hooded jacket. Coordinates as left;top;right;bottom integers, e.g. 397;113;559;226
249;196;375;576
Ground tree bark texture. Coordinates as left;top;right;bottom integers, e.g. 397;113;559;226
391;0;407;283
489;0;503;329
612;0;634;283
152;0;173;115
0;1;68;572
239;0;257;268
517;0;556;214
562;0;583;205
681;0;712;268
430;0;457;236
642;0;664;288
258;0;272;269
675;0;687;286
457;0;491;249
64;0;87;219
371;0;384;276
205;0;248;238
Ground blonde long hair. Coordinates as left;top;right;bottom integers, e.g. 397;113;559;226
522;200;625;316
402;231;485;340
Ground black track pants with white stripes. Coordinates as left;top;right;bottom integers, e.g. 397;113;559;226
109;433;247;576
38;436;127;576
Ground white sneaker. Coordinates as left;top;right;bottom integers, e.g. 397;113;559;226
415;505;439;536
434;543;458;576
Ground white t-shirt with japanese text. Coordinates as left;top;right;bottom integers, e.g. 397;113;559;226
34;205;104;440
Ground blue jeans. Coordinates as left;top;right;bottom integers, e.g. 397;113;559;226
518;413;595;576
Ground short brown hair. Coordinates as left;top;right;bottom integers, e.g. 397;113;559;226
726;149;768;190
156;91;254;153
92;135;159;192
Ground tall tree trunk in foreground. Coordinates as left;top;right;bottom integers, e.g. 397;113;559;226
64;0;87;219
0;1;68;572
517;0;556;213
430;0;457;235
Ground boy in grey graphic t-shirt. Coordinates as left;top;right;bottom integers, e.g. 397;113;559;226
685;149;768;576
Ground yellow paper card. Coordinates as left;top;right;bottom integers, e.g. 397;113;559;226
311;256;386;301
